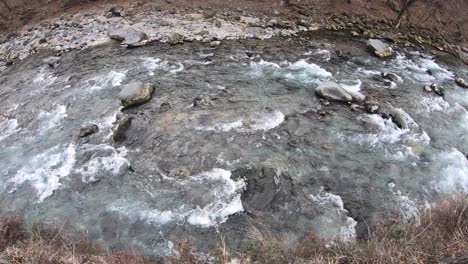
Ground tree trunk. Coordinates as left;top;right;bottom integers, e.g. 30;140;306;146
396;0;416;28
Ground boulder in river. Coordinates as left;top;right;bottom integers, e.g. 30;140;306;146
315;81;353;102
79;124;99;138
108;27;147;47
455;78;468;88
119;81;155;109
112;115;132;143
367;39;393;58
381;72;403;83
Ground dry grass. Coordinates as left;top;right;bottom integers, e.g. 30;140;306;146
1;195;468;264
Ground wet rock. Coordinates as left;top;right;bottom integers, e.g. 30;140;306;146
193;95;215;107
232;167;294;212
455;78;468;88
431;83;445;96
42;56;60;67
112;115;132;143
384;80;397;89
350;104;362;111
119;81;155;109
378;107;407;129
108;27;147;47
423;85;433;93
315;81;353;102
367;39;393;58
381;72;403;83
364;101;380;114
160;102;171;113
79;124;99;138
167;33;184;45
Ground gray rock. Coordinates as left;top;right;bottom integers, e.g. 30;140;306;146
455;78;468;88
315;81;353;102
381;72;403;83
79;124;99;138
108;27;147;47
364;101;380;114
112;115;132;143
367;39;393;58
119;81;155;109
167;33;184;45
109;6;124;17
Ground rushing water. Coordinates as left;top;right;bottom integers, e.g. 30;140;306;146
0;30;467;257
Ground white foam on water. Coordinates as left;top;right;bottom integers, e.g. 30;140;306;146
169;62;184;74
33;66;57;87
392;54;454;82
185;168;246;227
433;148;468;193
357;68;381;76
107;168;245;228
388;183;420;222
356;114;408;145
9;143;76;202
88;70;127;90
142;57;163;76
75;144;129;183
310;188;357;242
0;118;20;142
37;104;67;131
195;110;285;133
387;146;418;161
341;80;362;93
250;59;332;84
418;96;451;113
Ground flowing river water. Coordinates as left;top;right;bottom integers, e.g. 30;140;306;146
0;30;467;257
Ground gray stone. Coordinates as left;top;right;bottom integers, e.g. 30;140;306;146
79;124;99;138
108;27;147;47
367;39;393;58
109;6;124;17
167;33;184;45
119;81;155;109
381;72;403;83
455;78;468;88
112;115;132;143
315;81;353;102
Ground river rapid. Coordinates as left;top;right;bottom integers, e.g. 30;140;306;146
0;30;467;257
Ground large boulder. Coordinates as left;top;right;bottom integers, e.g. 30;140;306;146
119;81;155;109
315;81;353;102
108;27;147;47
367;39;393;58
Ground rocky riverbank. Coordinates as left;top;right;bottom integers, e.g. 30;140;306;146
1;0;467;70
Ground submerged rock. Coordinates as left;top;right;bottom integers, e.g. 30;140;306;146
381;72;403;83
367;39;393;58
119;82;155;109
455;78;468;88
112;115;132;143
315;81;353;102
79;124;99;138
42;56;60;67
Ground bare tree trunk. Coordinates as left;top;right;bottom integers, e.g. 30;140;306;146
396;0;416;28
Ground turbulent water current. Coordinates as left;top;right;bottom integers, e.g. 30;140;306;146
0;31;467;257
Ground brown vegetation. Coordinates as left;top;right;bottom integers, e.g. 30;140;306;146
1;195;468;263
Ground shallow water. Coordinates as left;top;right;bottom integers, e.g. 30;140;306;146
0;31;467;257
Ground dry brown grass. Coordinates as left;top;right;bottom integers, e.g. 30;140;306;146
1;195;468;264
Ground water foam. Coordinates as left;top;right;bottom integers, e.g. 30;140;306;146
310;188;357;242
88;70;127;90
433;149;468;193
75;144;130;183
0;118;20;142
9;143;77;202
37;105;68;131
195;110;285;133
